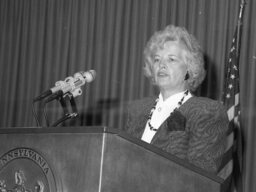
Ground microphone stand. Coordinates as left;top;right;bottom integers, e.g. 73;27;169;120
49;93;79;127
51;113;78;127
33;91;79;127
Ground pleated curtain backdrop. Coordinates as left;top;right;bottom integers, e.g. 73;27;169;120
0;0;256;191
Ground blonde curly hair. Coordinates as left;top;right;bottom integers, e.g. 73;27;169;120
143;25;206;91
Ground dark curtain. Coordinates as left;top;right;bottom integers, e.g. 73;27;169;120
0;0;255;191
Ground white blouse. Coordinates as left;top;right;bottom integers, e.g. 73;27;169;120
141;91;192;143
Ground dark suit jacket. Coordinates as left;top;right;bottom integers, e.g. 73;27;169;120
124;96;229;173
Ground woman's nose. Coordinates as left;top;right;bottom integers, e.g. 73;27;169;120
159;59;167;68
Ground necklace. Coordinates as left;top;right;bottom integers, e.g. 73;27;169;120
147;90;189;131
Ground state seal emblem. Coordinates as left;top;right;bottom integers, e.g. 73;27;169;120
0;148;58;192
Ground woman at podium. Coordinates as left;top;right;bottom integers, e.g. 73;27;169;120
124;25;229;173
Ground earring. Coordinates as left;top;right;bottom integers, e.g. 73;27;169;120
184;72;189;80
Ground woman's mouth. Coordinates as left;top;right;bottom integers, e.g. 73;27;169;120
157;71;169;77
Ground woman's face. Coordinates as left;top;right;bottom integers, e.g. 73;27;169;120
151;40;188;93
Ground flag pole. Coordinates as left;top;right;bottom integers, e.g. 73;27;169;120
236;0;246;56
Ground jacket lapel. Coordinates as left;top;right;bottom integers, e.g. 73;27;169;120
128;97;156;139
150;121;168;144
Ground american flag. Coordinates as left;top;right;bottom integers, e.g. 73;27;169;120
222;1;245;192
222;26;241;129
222;28;243;192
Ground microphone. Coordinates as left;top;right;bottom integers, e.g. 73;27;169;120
33;70;96;102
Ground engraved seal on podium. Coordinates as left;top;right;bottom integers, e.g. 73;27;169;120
0;147;57;192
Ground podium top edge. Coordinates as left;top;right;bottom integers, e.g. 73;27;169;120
0;126;118;134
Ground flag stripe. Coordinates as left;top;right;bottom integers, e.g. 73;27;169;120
227;106;235;121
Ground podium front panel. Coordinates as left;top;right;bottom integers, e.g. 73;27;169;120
101;133;223;192
0;127;225;192
0;127;105;192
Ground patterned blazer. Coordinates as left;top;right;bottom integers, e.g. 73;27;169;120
124;96;229;173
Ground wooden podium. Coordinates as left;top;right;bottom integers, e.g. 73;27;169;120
0;127;229;192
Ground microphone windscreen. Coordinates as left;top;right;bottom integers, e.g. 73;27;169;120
83;70;96;83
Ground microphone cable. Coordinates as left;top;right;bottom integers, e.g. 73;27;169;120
32;101;41;127
42;90;64;127
43;102;50;127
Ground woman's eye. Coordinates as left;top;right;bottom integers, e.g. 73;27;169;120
154;58;160;63
168;57;175;62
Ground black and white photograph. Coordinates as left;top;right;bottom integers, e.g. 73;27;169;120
0;0;255;191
